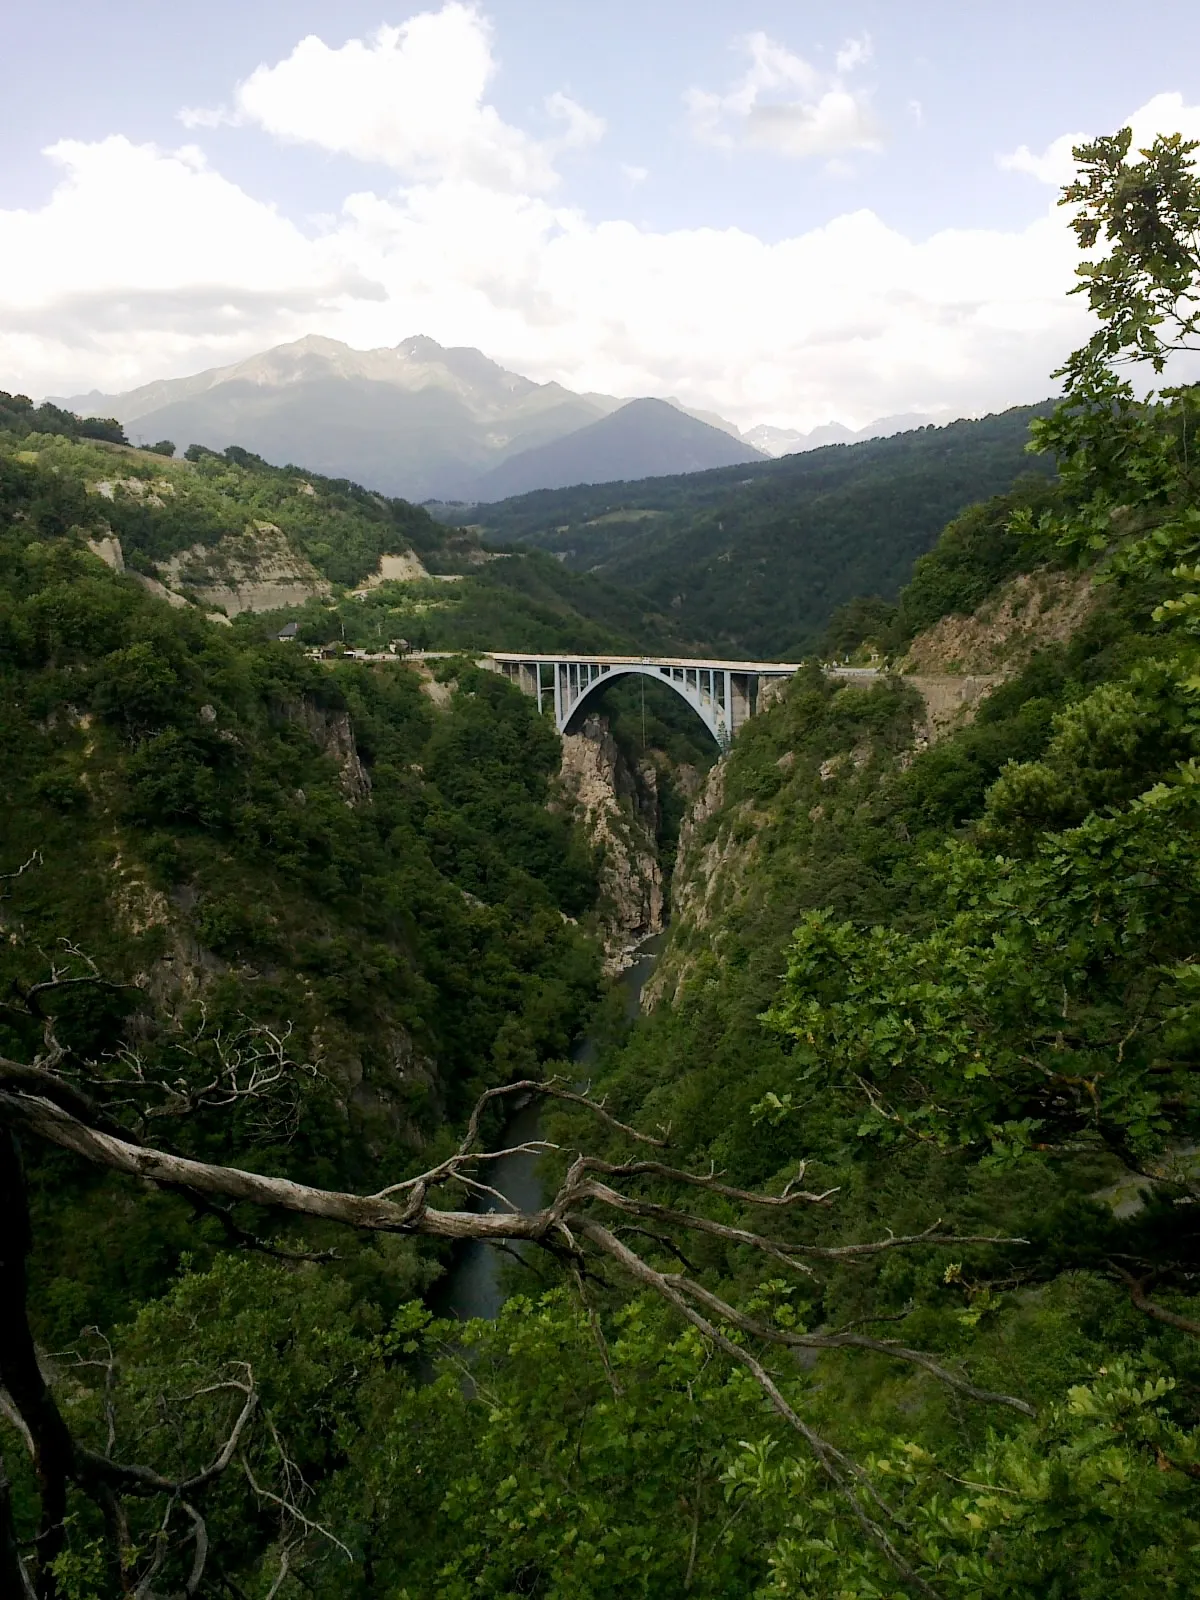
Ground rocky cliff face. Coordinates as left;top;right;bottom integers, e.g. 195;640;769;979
900;567;1095;678
280;697;373;802
160;523;332;616
641;754;744;1011
558;714;664;973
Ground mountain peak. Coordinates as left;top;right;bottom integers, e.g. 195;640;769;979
471;393;763;501
396;334;447;358
59;337;751;502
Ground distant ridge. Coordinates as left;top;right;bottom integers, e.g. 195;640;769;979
470;397;764;501
61;335;625;503
460;401;1057;658
743;408;959;457
60;337;757;504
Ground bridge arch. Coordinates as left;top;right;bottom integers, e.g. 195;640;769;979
489;653;801;748
564;663;726;746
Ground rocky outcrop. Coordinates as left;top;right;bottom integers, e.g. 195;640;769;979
86;533;125;572
558;715;663;973
642;756;758;1011
666;758;727;936
159;524;331;616
352;549;431;590
901;567;1095;677
903;674;999;750
282;698;373;802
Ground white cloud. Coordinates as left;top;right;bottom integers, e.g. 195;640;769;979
835;36;872;76
686;30;880;160
1000;91;1200;187
195;4;601;192
6;56;1197;434
545;91;606;151
0;136;381;395
622;164;649;185
0;134;1080;427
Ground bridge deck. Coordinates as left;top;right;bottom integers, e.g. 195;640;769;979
489;652;804;674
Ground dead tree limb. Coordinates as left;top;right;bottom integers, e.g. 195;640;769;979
1110;1262;1200;1337
0;1033;1035;1598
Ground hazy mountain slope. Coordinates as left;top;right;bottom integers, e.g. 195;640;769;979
470;397;764;500
61;336;755;503
106;375;609;504
743;408;957;457
63;335;623;501
464;403;1056;657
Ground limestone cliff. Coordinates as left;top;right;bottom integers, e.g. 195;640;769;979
558;714;664;973
279;697;373;802
159;523;332;616
901;567;1095;677
641;754;745;1011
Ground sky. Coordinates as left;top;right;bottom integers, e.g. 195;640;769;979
3;0;1200;431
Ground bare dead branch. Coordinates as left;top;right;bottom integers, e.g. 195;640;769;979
179;1192;339;1264
572;1157;837;1208
367;1074;663;1205
577;1219;941;1600
78;1373;258;1499
0;850;42;895
1111;1262;1200;1336
0;1058;132;1141
241;1456;352;1562
0;1453;37;1600
263;1547;292;1600
670;1279;1036;1417
612;1225;701;1274
0;1389;36;1458
179;1501;209;1598
0;1037;1034;1599
572;1180;1020;1267
534;1078;669;1147
0;1091;552;1240
570;1265;624;1400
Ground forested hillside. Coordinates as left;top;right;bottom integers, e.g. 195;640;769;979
3;126;1200;1600
459;401;1056;657
0;411;681;656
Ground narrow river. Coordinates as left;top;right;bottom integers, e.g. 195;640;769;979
439;932;666;1321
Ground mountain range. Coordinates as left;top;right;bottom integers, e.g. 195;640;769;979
61;335;951;503
742;410;959;455
60;335;760;502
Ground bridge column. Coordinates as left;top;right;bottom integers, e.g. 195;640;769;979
729;672;752;735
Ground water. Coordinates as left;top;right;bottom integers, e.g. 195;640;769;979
439;932;666;1321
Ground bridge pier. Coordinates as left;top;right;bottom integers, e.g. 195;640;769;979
488;653;802;747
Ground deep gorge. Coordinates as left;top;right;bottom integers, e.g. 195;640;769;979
6;234;1200;1594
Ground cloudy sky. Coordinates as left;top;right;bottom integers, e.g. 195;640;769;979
3;0;1199;429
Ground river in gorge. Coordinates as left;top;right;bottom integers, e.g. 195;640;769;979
438;932;666;1322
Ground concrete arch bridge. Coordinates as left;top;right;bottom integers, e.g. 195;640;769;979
489;653;805;747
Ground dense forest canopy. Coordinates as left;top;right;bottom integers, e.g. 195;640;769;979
453;403;1057;657
1;125;1200;1600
